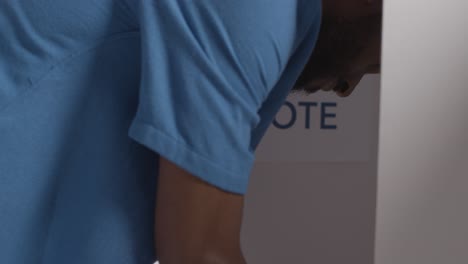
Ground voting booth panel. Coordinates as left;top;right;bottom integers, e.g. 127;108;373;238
242;75;381;264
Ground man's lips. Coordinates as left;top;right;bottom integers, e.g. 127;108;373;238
301;78;337;94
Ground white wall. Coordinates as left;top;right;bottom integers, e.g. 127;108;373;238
242;75;381;264
375;0;468;263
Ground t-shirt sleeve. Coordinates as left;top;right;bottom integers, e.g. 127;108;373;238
128;0;321;194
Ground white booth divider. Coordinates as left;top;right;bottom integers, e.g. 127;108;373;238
375;0;468;263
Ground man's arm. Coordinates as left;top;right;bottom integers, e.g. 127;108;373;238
155;156;248;264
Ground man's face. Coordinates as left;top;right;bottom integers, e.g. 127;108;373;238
293;0;383;97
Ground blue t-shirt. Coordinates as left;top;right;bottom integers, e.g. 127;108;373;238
0;0;321;263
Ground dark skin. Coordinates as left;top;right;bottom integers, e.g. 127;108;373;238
293;0;383;97
155;1;382;263
156;156;246;264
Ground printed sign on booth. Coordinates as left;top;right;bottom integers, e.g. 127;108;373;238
255;74;380;163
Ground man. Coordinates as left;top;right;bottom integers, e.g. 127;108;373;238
0;1;381;264
294;0;382;97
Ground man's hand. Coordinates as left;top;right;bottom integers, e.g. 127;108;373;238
155;156;247;264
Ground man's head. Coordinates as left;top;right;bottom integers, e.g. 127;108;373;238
323;0;383;19
292;0;383;97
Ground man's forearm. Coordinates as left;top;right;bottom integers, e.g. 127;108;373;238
198;248;247;264
157;249;247;264
155;156;248;264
